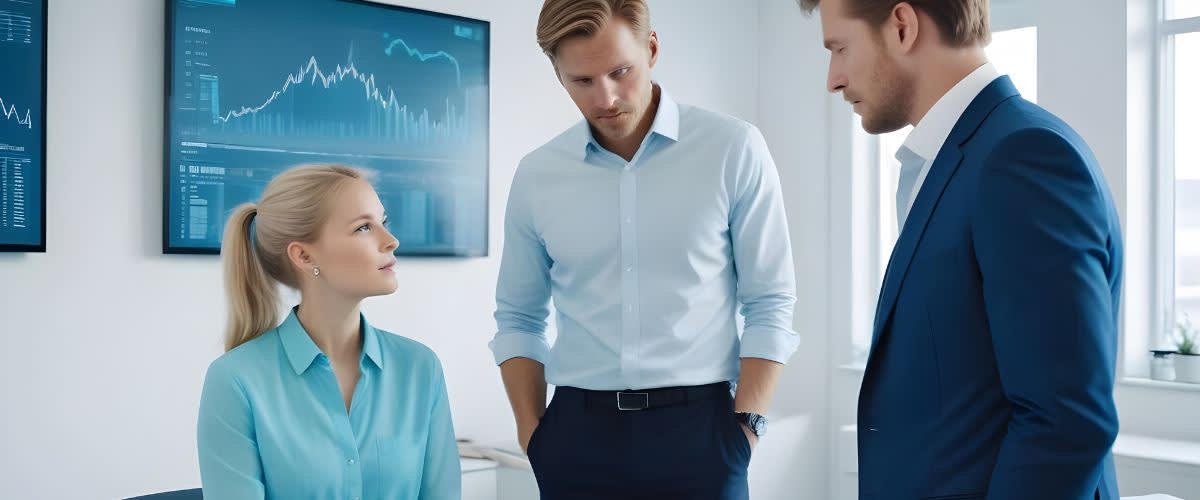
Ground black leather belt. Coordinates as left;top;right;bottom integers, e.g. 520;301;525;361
561;382;731;411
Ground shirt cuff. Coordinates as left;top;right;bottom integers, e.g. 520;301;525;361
488;331;552;366
739;326;801;364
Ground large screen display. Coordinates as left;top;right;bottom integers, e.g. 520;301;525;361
1;0;47;252
165;0;489;255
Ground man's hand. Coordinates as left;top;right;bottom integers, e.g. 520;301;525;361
740;422;759;449
519;417;542;455
734;358;783;451
499;357;548;456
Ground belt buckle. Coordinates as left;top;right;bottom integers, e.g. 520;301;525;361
616;391;649;411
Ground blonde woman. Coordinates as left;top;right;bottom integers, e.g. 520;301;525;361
197;165;460;499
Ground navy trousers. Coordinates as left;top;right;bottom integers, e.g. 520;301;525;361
526;383;752;500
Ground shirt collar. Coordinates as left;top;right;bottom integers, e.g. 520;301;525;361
901;62;1001;161
579;83;680;160
279;307;384;375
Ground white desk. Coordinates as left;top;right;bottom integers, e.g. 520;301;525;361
461;458;500;500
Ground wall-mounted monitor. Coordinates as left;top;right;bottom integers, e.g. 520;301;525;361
0;0;47;252
164;0;489;256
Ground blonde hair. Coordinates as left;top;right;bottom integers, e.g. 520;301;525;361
797;0;990;47
220;164;367;351
536;0;651;59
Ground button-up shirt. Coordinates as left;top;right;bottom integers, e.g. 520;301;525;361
198;309;460;499
490;88;799;390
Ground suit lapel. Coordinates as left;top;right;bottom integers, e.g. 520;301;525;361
867;77;1021;359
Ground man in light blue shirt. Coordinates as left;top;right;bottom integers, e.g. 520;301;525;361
490;1;798;497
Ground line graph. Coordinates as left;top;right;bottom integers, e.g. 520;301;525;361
216;55;396;123
382;33;462;87
212;50;469;144
0;96;32;129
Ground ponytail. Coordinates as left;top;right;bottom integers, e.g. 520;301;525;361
220;203;280;351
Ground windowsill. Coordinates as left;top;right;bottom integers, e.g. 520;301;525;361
1113;433;1200;467
1119;377;1200;393
837;362;866;373
838;367;1200;393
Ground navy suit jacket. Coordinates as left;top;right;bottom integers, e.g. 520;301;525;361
858;76;1123;500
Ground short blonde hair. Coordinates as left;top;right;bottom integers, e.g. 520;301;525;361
536;0;651;59
798;0;990;47
221;164;367;351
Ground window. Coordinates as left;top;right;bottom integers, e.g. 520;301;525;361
1160;3;1200;350
849;27;1040;362
1169;0;1200;20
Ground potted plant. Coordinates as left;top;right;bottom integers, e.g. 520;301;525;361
1175;313;1200;384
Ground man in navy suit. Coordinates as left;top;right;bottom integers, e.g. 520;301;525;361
800;0;1123;498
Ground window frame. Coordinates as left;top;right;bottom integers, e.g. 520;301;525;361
1154;5;1200;356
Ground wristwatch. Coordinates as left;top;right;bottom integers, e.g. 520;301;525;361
735;411;767;438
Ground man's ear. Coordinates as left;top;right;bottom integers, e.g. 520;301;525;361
886;2;921;56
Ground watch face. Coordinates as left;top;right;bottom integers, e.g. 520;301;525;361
753;416;767;435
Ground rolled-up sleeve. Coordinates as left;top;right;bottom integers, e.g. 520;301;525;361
489;163;554;365
728;125;800;363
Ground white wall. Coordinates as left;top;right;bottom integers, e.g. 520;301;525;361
0;1;762;498
753;2;834;499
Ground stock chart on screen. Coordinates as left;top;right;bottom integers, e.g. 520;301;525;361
165;0;489;255
0;0;46;251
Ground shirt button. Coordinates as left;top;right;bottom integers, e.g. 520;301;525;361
625;266;633;272
347;458;356;465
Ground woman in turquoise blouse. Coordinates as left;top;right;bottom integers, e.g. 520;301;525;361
197;165;461;499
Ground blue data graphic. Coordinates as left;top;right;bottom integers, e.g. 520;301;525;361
1;96;33;129
0;0;46;251
166;0;489;255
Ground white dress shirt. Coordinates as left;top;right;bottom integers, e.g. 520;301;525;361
897;63;1002;218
